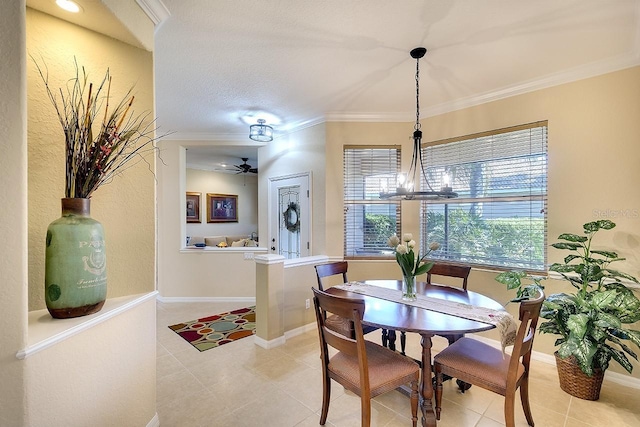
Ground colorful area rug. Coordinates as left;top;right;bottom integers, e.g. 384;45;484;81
168;306;256;352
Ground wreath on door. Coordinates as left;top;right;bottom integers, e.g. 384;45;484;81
283;201;300;233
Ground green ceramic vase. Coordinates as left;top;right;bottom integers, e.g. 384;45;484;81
45;198;107;318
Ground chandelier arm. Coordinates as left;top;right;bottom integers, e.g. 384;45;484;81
418;140;435;192
378;46;457;201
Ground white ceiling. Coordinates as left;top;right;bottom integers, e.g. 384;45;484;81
154;0;640;143
27;0;640;169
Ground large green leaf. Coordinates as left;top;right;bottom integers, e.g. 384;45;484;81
567;313;589;339
495;270;526;290
543;293;576;309
549;263;579;273
605;288;640;323
414;261;434;276
584;220;615;232
559;338;597;376
539;320;561;334
557;233;587;243
579;264;604;284
625;329;640;348
606;346;633;374
563;254;581;264
590;250;618;259
607;334;638;361
596;219;616;230
591;290;618;311
604;269;640;283
594;347;612;372
593;311;621;329
552;242;582;251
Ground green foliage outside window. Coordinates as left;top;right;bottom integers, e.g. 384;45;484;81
425;209;545;270
364;213;395;249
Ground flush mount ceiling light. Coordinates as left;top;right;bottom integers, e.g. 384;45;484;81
380;47;458;201
249;119;273;142
56;0;82;13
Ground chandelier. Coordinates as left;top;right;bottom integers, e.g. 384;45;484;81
249;119;273;142
380;47;458;201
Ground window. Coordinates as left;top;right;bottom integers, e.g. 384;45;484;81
421;122;548;271
344;146;401;257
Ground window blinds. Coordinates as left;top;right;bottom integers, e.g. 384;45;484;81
420;122;548;271
344;146;401;257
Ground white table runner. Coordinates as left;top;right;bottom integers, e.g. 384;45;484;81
334;281;517;351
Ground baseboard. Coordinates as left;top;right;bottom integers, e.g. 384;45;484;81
254;322;316;349
254;334;286;349
156;295;256;304
285;322;317;339
146;413;160;427
469;335;640;390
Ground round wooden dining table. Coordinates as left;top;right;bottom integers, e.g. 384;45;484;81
325;279;505;427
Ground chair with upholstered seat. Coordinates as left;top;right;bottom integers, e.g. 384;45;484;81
312;287;420;427
314;261;379;338
433;291;545;427
399;263;472;354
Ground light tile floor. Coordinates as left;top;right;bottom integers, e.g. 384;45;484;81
156;301;640;427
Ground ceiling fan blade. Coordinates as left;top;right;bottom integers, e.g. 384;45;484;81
249;168;258;174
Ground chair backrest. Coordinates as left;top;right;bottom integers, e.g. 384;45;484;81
315;261;348;290
507;291;545;387
312;287;369;389
426;263;471;290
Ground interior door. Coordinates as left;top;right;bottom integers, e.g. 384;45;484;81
269;173;310;259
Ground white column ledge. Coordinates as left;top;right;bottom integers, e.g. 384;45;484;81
17;291;158;360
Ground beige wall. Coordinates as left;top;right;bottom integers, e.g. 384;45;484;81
258;124;327;255
0;5;159;426
0;1;28;425
24;298;157;427
157;140;267;298
186;168;258;238
26;8;156;310
325;66;640;379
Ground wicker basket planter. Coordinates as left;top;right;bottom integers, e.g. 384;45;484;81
555;352;604;400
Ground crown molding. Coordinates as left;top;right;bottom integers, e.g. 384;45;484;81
324;111;412;122
168;131;252;142
321;51;640;124
421;52;640;118
136;0;170;27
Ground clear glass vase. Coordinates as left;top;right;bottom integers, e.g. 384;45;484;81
402;275;417;301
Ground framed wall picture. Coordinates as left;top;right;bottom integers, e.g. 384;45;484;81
207;193;238;223
186;192;201;223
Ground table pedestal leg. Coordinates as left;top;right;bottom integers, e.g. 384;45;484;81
420;333;437;427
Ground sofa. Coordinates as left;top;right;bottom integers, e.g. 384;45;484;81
189;235;258;247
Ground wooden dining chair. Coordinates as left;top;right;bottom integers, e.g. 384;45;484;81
314;261;379;338
433;291;545;427
399;263;472;354
312;287;420;427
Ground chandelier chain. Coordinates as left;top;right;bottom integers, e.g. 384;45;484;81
415;56;421;131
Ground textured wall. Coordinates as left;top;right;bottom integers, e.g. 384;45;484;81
0;1;28;425
26;8;156;310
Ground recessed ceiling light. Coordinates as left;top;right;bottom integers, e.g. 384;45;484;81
56;0;82;13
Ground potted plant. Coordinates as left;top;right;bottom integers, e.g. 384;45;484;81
497;220;640;400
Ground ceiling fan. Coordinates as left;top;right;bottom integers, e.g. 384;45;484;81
234;158;258;174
